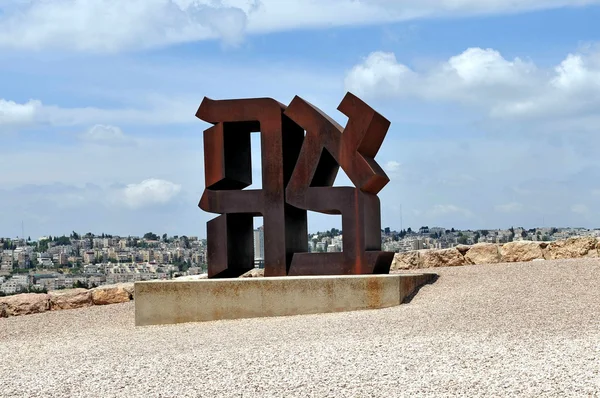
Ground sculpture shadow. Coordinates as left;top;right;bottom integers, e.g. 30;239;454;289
401;273;439;304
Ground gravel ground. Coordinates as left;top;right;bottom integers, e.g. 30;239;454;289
1;258;600;398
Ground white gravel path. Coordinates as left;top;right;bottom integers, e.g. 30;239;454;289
1;258;600;397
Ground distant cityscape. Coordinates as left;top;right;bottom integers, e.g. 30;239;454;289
1;226;598;296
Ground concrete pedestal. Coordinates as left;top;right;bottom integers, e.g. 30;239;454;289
134;273;436;326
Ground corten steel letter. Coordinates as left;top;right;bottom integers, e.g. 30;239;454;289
196;98;307;278
283;92;394;275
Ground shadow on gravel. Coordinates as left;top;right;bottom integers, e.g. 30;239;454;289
402;273;439;304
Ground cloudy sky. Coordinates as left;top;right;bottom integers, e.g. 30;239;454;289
1;0;599;239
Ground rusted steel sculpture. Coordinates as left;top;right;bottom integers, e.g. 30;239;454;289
196;92;394;278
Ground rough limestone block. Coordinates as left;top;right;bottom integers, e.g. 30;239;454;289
545;237;597;260
49;288;93;310
391;251;422;270
464;243;502;265
500;241;545;262
91;284;133;305
0;293;50;317
421;248;466;268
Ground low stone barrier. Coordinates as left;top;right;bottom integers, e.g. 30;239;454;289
3;236;597;318
0;283;134;318
391;237;600;270
134;273;436;326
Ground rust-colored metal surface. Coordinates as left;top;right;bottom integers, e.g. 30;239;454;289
196;92;394;278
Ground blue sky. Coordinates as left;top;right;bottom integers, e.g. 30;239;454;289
1;0;600;239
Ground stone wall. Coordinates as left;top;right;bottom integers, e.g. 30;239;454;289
0;283;134;318
3;237;598;318
391;237;600;270
1;270;267;318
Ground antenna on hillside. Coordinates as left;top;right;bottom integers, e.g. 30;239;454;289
22;221;25;241
400;204;403;231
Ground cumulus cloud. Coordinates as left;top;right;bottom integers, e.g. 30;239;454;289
0;0;598;52
345;46;600;122
119;179;182;209
0;99;42;129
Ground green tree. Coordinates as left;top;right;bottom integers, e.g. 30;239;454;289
74;280;89;289
508;226;515;242
54;236;71;246
181;236;190;249
144;232;159;241
37;239;49;253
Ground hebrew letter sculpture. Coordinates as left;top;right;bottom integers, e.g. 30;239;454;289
196;92;394;278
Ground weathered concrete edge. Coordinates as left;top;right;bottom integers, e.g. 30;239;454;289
134;273;437;326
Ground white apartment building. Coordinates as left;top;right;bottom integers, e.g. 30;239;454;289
253;227;264;261
326;244;339;252
0;274;30;294
1;280;20;294
12;274;30;286
1;250;13;271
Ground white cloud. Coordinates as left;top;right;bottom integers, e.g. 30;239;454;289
0;0;250;52
0;0;599;52
0;182;197;237
495;202;525;213
0;99;42;128
345;46;600;123
571;204;590;215
427;204;473;218
437;174;477;187
0;97;199;128
0;53;343;131
384;160;401;173
119;179;182;209
80;125;137;146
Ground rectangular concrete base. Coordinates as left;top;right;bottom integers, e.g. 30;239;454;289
134;273;436;326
